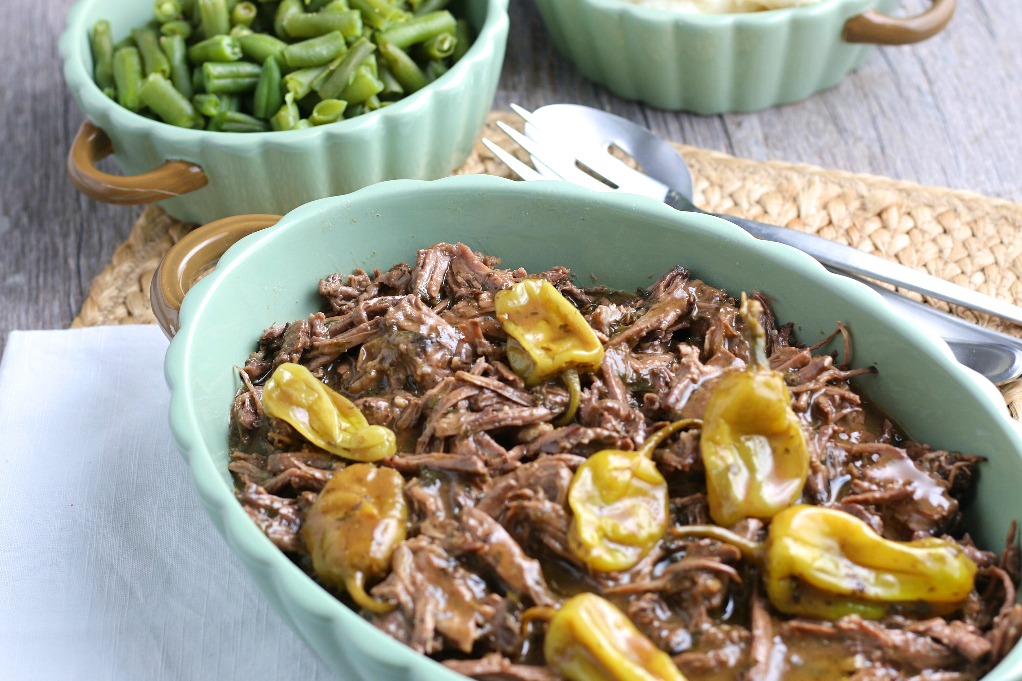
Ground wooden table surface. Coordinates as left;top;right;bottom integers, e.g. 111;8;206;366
1;0;1020;357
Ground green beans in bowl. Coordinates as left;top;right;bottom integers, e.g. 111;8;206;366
60;0;508;223
159;175;1022;680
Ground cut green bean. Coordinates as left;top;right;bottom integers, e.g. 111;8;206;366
348;0;409;28
154;0;183;22
237;32;287;64
210;110;269;132
420;31;455;60
412;0;448;15
90;20;115;92
231;1;258;26
195;92;241;114
424;57;447;81
377;39;427;93
192;92;240;114
365;51;379;74
282;30;346;68
274;0;303;36
132;27;171;77
270;92;300;130
309;98;347;125
112;35;134;52
138;73;200;127
112;46;144;111
192;92;224;116
202;61;262;92
160;34;194;98
377;10;455;49
160;19;193;38
199;0;230;36
188;35;242;62
314;36;374;99
283;9;361;38
305;0;339;11
282;62;331;99
338;64;383;104
377;63;403;99
220;92;242;110
252;56;284;118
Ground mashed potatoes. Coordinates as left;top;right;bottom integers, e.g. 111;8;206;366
625;0;820;12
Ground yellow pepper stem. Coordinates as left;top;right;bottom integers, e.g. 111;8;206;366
554;369;582;427
670;524;763;562
345;571;397;615
637;418;701;458
739;294;769;369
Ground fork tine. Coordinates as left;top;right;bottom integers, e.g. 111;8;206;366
495;121;611;193
481;138;546;182
509;102;535;123
509;103;668;200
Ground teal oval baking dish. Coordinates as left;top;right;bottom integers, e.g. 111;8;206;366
161;175;1022;679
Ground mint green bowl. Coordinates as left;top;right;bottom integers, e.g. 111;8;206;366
164;175;1021;678
60;0;508;224
532;0;953;113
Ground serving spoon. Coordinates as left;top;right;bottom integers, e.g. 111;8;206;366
482;104;1022;384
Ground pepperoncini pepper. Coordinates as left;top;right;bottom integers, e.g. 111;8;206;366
764;505;977;620
301;463;407;614
568;419;700;572
495;279;604;424
262;362;396;461
699;296;808;526
495;279;604;384
543;592;688;681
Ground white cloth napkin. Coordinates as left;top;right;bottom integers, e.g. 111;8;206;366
0;326;336;681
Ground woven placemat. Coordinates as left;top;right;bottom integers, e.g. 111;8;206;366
73;110;1022;412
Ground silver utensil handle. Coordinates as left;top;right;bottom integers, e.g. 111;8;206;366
659;196;1022;327
662;188;1022;325
870;285;1022;384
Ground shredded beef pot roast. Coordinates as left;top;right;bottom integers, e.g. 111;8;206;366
227;242;1022;680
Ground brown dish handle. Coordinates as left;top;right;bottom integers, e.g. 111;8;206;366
152;213;282;338
68;120;209;204
843;0;955;45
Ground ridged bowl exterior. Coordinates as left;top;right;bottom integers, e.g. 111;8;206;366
533;0;899;113
60;0;509;224
164;175;1022;680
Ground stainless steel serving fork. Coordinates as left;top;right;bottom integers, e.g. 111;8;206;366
483;103;1022;384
